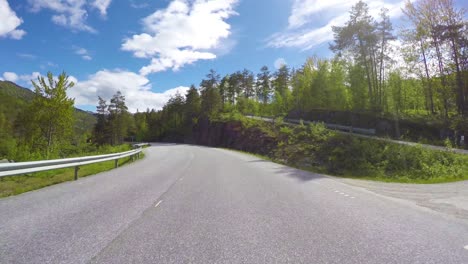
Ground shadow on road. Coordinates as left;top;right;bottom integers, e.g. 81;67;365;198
247;159;324;182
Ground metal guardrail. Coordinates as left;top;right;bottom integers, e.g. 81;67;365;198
132;143;151;148
0;148;144;179
283;118;376;135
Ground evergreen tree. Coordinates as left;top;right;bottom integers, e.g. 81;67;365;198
256;66;272;104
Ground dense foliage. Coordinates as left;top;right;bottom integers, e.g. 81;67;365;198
0;74;97;161
272;120;467;182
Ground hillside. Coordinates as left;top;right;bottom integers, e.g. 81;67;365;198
0;80;96;136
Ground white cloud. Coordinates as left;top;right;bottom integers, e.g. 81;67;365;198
122;0;238;75
274;58;287;70
0;0;26;39
74;47;93;60
91;0;112;16
70;69;190;112
3;72;19;82
268;0;408;50
1;69;184;112
28;0;113;32
20;72;41;84
1;71;41;85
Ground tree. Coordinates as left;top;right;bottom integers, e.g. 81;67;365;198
376;8;396;107
241;69;255;99
184;85;201;126
108;91;130;145
23;72;75;158
93;96;110;145
218;76;229;105
256;66;272;104
200;70;222;117
0;112;16;159
273;65;290;98
329;59;349;110
331;0;379;109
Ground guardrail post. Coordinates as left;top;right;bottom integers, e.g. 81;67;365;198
74;166;79;180
114;159;118;168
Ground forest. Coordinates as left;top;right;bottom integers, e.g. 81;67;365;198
133;0;467;147
0;0;467;163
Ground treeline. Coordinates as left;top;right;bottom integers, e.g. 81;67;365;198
2;0;467;161
130;0;467;145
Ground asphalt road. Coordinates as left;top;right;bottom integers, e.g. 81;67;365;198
0;144;467;264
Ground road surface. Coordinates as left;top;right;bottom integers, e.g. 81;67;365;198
0;144;467;263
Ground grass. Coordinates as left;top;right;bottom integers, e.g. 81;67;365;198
0;152;145;198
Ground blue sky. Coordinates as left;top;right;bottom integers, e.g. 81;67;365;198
1;0;463;112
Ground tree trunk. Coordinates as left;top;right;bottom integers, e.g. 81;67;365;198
420;39;435;114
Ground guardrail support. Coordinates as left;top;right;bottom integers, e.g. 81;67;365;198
114;159;118;168
74;166;80;180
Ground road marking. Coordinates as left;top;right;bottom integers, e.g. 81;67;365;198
464;245;468;250
351;197;355;199
339;192;345;195
155;200;163;208
334;190;339;192
344;194;349;197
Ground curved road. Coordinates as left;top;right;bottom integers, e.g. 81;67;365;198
0;144;467;263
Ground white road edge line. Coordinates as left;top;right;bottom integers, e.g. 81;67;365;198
155;200;163;208
464;245;468;250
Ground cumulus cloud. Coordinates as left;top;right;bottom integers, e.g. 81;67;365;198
3;72;19;82
2;69;183;112
122;0;238;75
0;0;26;39
268;0;408;50
1;71;41;85
70;69;190;112
28;0;113;32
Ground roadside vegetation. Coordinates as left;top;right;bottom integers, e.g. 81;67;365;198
217;114;468;183
0;72;143;197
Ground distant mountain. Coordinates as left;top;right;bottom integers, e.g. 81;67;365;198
0;80;96;136
0;81;35;101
